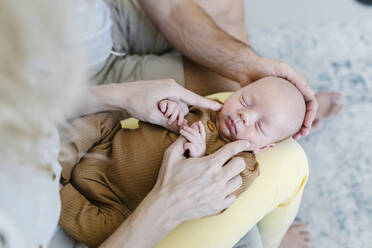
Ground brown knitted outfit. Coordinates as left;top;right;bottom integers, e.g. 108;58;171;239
58;107;259;247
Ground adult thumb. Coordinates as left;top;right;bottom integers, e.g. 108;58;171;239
157;136;187;184
164;136;187;164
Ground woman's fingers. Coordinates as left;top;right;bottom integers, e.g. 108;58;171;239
209;140;250;166
163;135;187;163
170;87;222;111
222;194;236;210
224;174;243;195
221;156;246;182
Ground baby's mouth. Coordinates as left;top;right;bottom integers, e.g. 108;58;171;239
226;116;237;137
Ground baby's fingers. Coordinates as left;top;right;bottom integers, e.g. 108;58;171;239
168;108;179;125
177;111;185;126
198;121;206;142
184;143;198;157
166;102;177;117
159;100;168;113
180;127;199;144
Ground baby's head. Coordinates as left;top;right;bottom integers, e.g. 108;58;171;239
216;77;306;153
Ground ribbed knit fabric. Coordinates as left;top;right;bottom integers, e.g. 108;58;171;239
58;107;259;248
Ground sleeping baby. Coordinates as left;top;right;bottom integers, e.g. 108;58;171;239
58;76;306;247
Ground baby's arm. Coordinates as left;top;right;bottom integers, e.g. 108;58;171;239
59;183;130;247
180;121;206;158
59;112;120;185
158;99;189;132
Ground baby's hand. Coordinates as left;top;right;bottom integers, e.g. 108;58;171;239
159;100;189;126
180;121;206;158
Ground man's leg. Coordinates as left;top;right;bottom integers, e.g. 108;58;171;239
195;0;250;44
95;0;246;96
93;0;185;87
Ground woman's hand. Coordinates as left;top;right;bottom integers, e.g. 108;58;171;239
99;136;250;248
241;56;318;139
154;136;250;223
98;79;222;129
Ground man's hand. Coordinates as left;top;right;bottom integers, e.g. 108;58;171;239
242;56;318;139
138;0;317;139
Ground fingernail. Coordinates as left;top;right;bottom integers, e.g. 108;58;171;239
245;141;250;147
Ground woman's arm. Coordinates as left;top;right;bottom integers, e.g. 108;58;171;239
100;136;251;248
69;79;221;127
99;187;180;248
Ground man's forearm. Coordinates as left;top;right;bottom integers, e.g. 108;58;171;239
138;0;257;85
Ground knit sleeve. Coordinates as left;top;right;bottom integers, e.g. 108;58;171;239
59;183;131;248
58;112;121;185
232;152;260;197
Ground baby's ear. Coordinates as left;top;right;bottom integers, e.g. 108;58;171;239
254;143;275;154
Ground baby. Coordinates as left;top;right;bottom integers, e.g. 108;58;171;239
161;76;305;154
58;76;305;247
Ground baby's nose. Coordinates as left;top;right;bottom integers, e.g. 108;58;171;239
238;110;256;126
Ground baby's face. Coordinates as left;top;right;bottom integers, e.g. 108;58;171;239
216;77;305;152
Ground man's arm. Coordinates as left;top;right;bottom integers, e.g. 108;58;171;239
137;0;318;137
138;0;256;85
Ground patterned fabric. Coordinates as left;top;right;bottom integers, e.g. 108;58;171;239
248;19;372;247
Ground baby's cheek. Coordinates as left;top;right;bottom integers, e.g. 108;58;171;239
236;133;258;150
236;128;270;151
237;127;256;141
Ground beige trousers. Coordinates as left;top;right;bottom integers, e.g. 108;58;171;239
92;0;185;86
